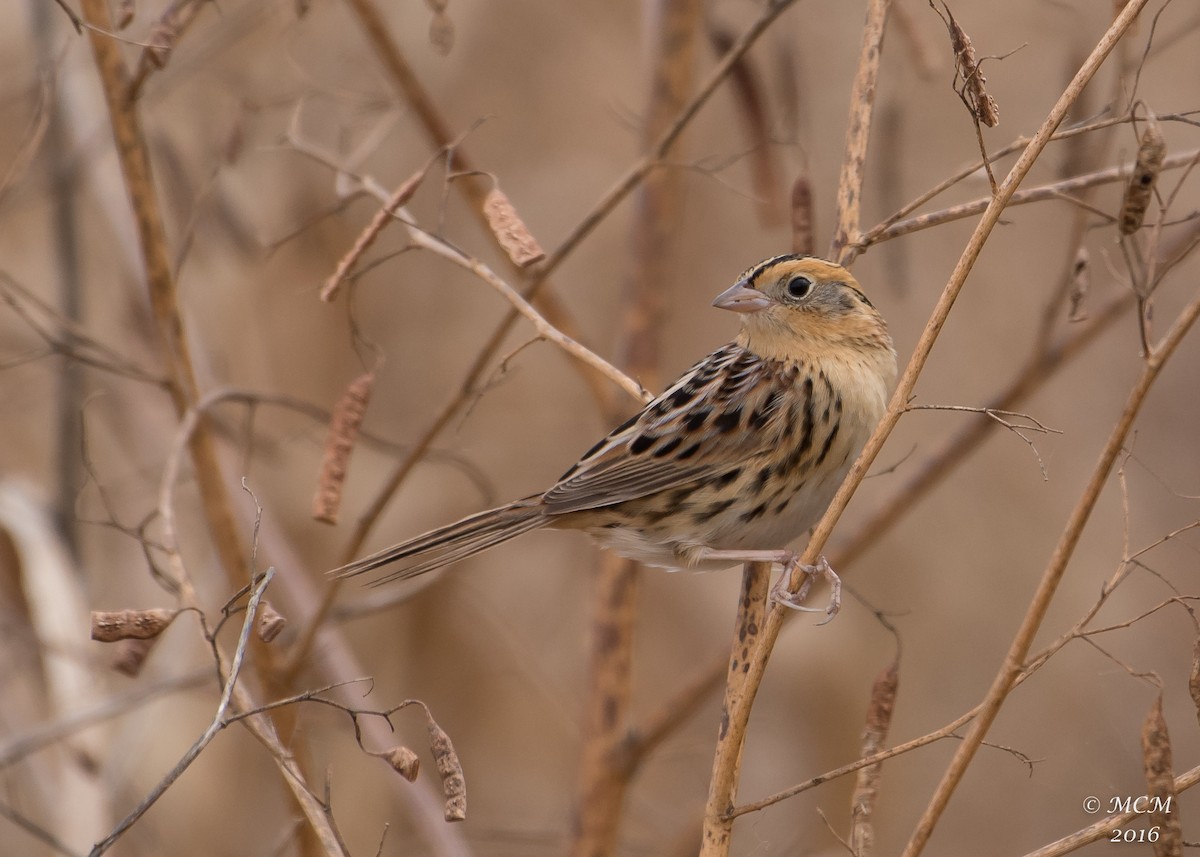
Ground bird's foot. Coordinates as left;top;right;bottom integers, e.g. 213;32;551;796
769;555;841;624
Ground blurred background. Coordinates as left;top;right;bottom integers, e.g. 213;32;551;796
0;0;1198;854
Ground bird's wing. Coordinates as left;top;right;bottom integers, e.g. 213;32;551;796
542;343;811;515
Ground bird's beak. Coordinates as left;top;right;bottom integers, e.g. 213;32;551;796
712;280;773;314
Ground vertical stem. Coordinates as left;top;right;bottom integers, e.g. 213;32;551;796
77;0;250;590
570;2;701;855
698;563;771;855
75;6;332;852
34;2;84;552
571;554;642;857
830;0;893;263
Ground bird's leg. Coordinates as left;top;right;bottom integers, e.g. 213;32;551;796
688;549;841;623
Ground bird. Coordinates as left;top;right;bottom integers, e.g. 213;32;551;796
333;254;896;617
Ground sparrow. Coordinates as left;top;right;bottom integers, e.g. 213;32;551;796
334;254;896;617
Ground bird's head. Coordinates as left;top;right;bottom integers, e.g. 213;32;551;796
712;254;892;364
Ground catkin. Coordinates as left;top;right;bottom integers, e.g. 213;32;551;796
1141;694;1181;857
483;189;545;268
939;3;999;127
379;746;421;782
427;713;467;821
91;608;178;642
312;372;375;525
1119;118;1166;235
256;600;287;643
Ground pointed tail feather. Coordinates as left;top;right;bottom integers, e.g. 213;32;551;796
332;497;546;584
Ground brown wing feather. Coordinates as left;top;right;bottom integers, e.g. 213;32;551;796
541;343;801;515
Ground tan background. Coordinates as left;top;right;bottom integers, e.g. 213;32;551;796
0;0;1198;854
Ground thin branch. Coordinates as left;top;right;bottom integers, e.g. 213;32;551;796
1020;764;1200;857
905;404;1062;479
404;225;651;405
285;134;649;404
156;391;347;855
866;147;1200;246
0;670;208;770
0;799;83;857
88;570;276;857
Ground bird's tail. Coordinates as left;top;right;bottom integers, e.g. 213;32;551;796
331;496;547;584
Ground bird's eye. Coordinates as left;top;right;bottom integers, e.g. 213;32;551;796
786;275;813;299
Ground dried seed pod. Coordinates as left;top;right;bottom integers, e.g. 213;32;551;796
113;638;156;677
1068;247;1090;321
426;712;466;821
321;165;432;302
312;372;375;525
483;188;545;268
1141;693;1181;857
92;608;178;642
1190;638;1200;728
1119;117;1166;235
377;745;420;782
790;175;814;256
115;0;134;29
936;2;999;127
145;15;178;69
256;600;287;643
429;11;454;55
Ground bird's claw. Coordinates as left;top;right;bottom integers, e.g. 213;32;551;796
769;556;841;624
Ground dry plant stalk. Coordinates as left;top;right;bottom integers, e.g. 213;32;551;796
312;371;375;525
850;661;899;857
92;608;179;641
700;563;770;855
1119;115;1166;235
572;2;699;853
482;188;545;268
1142;694;1182;857
829;0;891;261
